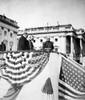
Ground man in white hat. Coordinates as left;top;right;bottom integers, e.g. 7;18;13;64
27;35;34;50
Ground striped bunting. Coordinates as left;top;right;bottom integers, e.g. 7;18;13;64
0;51;49;85
58;55;85;100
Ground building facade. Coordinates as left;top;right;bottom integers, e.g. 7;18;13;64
0;14;19;51
18;24;85;66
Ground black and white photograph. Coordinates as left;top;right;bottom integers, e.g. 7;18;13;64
0;0;85;100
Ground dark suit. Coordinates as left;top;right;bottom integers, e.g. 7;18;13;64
18;36;30;50
43;41;54;51
0;42;6;51
29;40;34;50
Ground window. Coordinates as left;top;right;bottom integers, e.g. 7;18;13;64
33;39;36;42
40;39;43;42
1;27;4;30
4;31;7;36
55;38;58;42
9;41;13;51
8;29;10;32
10;33;13;37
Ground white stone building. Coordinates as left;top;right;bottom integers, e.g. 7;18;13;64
0;14;19;51
18;24;85;66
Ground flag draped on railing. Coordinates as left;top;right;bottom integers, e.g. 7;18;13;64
58;54;85;100
0;51;49;85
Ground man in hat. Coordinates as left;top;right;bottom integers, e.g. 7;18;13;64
27;35;34;50
17;32;30;50
43;38;54;52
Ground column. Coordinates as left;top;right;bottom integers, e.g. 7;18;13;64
70;36;74;58
64;36;66;54
80;38;83;64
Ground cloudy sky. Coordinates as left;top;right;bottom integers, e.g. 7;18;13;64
0;0;85;30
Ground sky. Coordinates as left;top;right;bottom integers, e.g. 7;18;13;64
0;0;85;30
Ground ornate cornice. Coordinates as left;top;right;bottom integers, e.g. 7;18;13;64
0;15;19;28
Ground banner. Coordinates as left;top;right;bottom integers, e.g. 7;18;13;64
59;54;85;100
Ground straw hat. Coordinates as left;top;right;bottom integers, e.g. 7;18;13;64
28;35;34;40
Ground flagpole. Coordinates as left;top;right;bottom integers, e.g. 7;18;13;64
47;22;49;33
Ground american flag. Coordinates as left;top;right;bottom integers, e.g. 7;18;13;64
59;55;85;100
0;51;49;85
